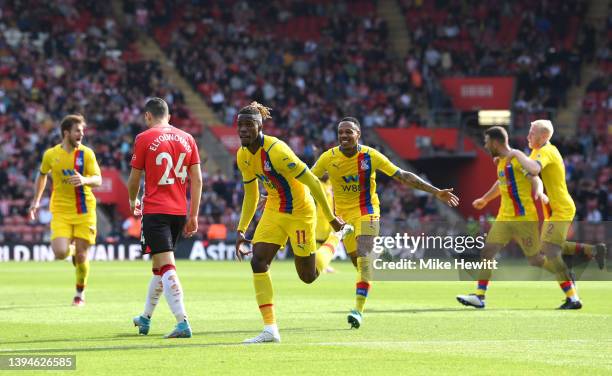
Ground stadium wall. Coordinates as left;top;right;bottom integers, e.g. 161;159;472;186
93;168;131;218
375;128;499;218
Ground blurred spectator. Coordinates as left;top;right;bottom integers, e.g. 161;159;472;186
122;215;142;240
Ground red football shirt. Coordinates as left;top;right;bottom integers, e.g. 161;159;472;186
131;125;200;215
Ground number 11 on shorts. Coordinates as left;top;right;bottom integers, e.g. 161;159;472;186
296;230;306;245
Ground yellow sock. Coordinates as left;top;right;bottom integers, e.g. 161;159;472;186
315;232;340;273
562;242;594;258
253;271;275;325
75;259;89;297
355;256;372;313
543;256;579;300
475;263;492;297
559;280;578;300
475;280;489;297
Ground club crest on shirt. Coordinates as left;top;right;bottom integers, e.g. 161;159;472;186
263;160;272;172
360;159;369;171
75;156;83;167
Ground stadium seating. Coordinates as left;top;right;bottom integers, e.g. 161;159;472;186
0;1;201;240
0;0;608;243
399;0;587;110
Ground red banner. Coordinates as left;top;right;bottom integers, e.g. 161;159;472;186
374;128;498;219
209;126;241;154
93;168;131;218
375;128;478;160
440;77;514;110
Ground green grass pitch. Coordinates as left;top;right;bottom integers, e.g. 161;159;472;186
1;261;611;375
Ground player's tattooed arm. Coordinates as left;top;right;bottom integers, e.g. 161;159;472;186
392;170;459;207
393;170;439;194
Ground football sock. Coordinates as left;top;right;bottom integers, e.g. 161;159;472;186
355;256;372;313
475;260;493;298
253;271;276;327
543;255;580;301
75;284;85;300
160;264;187;323
562;242;594;258
475;280;489;298
560;281;579;302
315;232;340;273
75;259;89;299
143;268;163;319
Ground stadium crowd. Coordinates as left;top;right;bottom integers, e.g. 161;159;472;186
0;0;609;244
0;0;199;241
400;0;591;112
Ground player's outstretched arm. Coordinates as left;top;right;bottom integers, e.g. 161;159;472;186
29;172;48;220
296;169;345;231
127;168;143;214
392;170;459;207
184;164;203;237
235;179;259;261
473;181;500;210
508;149;541;176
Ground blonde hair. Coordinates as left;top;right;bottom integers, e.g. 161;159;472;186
239;101;272;120
531;119;554;141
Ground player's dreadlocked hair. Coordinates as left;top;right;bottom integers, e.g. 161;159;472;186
238;101;273;120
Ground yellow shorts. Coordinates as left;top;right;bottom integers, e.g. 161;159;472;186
253;211;316;257
486;219;540;256
50;214;97;245
343;214;380;254
541;220;573;246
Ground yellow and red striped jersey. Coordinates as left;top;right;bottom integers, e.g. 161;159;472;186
496;156;537;220
40;144;100;216
237;135;315;217
311;145;399;220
